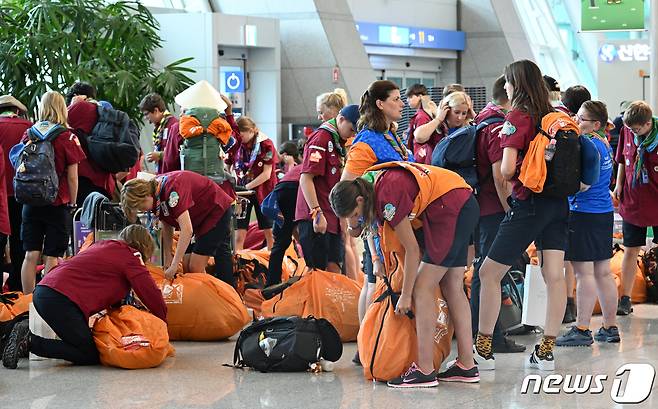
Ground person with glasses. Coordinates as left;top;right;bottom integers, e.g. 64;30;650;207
613;101;658;315
557;100;620;346
139;93;179;175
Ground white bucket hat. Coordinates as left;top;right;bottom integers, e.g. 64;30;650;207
174;80;228;111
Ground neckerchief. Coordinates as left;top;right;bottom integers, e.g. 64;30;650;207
319;118;346;158
152;111;172;150
235;136;262;184
633;116;658;184
382;129;408;161
153;176;168;220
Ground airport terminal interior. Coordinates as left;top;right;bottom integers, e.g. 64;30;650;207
1;0;658;408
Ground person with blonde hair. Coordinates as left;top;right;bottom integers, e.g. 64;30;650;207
121;170;234;284
413;91;473;163
17;91;85;294
316;88;348;121
2;224;166;369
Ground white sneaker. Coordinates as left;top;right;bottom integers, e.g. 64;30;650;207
445;346;495;371
526;344;555;371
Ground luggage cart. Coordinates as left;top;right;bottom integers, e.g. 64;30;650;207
72;202;128;255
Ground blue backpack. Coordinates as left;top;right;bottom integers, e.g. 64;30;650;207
10;122;65;206
431;117;504;192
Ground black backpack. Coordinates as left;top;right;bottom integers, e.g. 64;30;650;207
12;123;65;206
431;117;504;192
87;105;140;173
232;316;342;372
537;122;581;198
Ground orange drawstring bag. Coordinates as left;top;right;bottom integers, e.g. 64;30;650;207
148;265;250;341
260;269;361;342
0;292;32;328
92;305;174;369
179;115;232;144
358;252;453;381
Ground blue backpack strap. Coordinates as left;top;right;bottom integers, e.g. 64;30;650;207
475;116;504;133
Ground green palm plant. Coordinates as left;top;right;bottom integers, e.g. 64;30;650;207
0;0;195;120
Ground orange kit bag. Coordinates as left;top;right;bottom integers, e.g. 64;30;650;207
149;265;250;341
260;269;361;342
358;252;453;382
92;305;174;369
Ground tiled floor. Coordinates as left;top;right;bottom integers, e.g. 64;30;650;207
3;304;658;409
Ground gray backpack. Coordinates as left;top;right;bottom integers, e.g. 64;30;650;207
13;123;64;206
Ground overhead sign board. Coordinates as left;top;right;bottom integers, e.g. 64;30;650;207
356;21;465;51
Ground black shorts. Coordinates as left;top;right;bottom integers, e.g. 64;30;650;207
21;205;71;257
622;220;658;248
236;194;274;230
416;195;480;268
487;195;569;266
297;220;344;270
185;208;232;256
362;244;377;284
565;211;613;262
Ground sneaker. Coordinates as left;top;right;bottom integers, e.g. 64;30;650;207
617;296;633;315
556;326;593;347
387;363;438;388
2;320;29;369
562;302;576;324
526;344;555;371
493;336;527;353
437;362;480;383
446;346;495;371
352;350;362;366
594;326;621;343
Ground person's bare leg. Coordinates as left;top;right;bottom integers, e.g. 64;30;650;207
440;267;475;368
467;244;476;270
572;261;596;329
186;253;211;274
414;262;448;374
21;251;41;294
43;256;59;275
620;246;642;297
565;261;575;299
477;257;511;336
263;228;273;250
234;229;247;251
541;250;567;337
593;259;618;328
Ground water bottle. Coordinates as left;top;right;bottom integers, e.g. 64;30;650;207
544;139;557;161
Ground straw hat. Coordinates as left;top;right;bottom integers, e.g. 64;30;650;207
174;80;227;111
0;95;27;113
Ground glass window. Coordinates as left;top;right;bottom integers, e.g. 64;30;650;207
422;78;435;88
405;77;421;88
388;77;403;88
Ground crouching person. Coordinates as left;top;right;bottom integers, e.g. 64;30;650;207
2;225;166;369
330;162;480;388
121;170;234;285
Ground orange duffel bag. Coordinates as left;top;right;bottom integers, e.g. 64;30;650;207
148;265;250;341
92;305;174;369
591;244;647;314
1;292;32;342
260;269;361;342
358;252;453;382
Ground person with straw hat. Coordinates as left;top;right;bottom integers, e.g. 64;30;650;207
0;95;31;292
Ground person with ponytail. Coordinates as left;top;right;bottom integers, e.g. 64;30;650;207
120;171;234;285
475;60;567;371
330;162;480;387
341;80;412;181
340;80;412;366
557;100;620;346
316;88;348;121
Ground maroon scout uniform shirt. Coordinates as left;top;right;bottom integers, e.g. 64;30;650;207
499;109;537;201
39;240;167;322
475;102;507;216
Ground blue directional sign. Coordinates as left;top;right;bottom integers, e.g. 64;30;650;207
356;21;466;51
224;70;244;93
